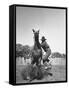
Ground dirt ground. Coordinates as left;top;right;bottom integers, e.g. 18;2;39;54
16;58;66;83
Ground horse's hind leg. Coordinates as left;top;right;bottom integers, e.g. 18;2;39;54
31;58;35;65
38;58;41;66
39;54;42;66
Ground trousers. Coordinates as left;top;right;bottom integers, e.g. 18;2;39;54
42;48;51;63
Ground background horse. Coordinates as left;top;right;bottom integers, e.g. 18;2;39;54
31;29;42;66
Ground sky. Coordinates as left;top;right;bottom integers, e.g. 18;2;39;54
16;6;66;54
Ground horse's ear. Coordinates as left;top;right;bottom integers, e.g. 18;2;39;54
38;29;40;33
32;29;35;32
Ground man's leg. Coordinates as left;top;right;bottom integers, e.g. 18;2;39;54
43;48;51;63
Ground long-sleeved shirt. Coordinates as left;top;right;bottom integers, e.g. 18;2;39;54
41;41;50;52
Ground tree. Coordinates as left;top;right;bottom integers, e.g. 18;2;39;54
22;45;31;62
16;44;23;63
51;52;66;58
16;44;31;64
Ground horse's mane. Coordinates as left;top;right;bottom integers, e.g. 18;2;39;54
34;37;41;49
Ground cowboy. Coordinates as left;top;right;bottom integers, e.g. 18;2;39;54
41;36;51;64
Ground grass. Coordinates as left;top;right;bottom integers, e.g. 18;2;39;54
16;58;66;83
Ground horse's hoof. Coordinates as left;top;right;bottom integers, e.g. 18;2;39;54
48;73;53;76
28;79;32;82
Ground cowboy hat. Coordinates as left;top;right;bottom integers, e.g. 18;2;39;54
41;36;47;41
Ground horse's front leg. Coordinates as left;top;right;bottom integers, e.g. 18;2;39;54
36;59;39;66
40;52;43;65
38;57;42;66
31;56;35;65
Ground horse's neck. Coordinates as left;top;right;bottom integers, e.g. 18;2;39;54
34;42;38;49
34;40;41;49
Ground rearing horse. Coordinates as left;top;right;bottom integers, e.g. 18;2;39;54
31;29;42;66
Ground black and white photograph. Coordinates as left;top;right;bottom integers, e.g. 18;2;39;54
15;5;67;84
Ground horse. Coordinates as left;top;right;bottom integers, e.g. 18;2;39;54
31;29;42;66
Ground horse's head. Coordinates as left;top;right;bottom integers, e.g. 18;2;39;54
32;29;40;41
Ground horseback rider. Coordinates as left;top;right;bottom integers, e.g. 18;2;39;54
41;36;51;64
